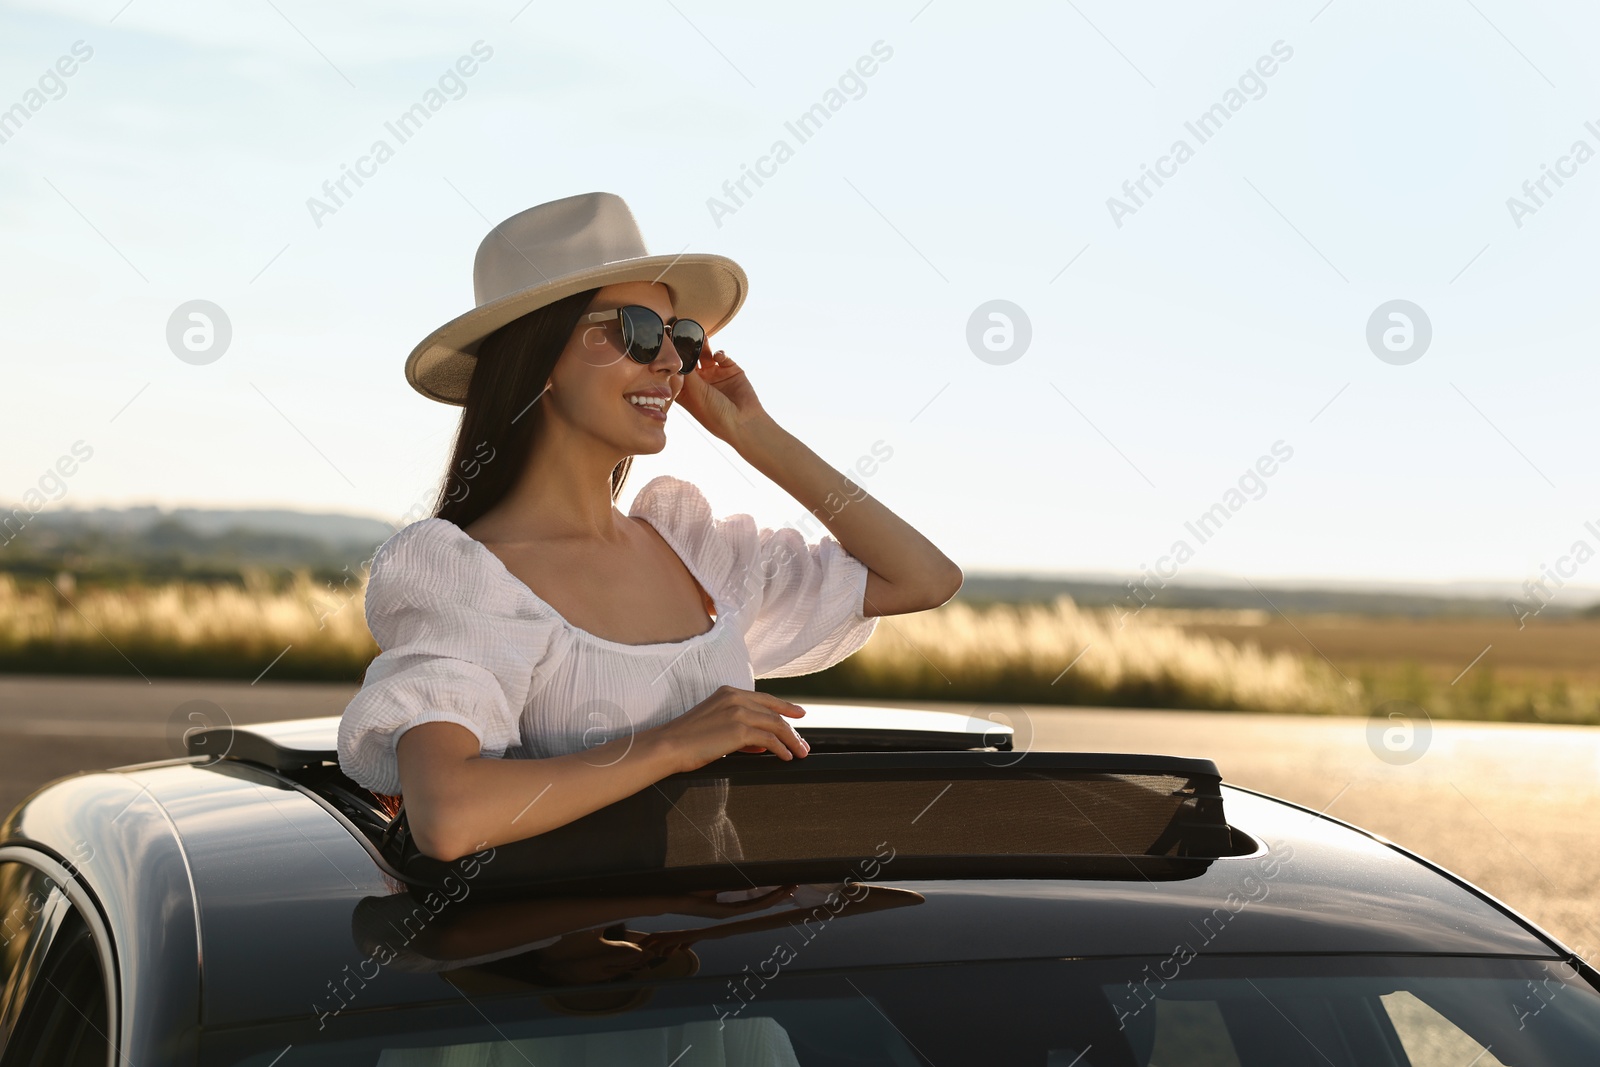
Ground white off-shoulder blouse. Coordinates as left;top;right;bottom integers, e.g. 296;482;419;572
336;474;880;796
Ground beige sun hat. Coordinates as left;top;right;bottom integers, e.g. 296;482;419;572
405;191;748;406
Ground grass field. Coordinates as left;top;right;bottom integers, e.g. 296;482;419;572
1;570;1594;725
1156;609;1600;725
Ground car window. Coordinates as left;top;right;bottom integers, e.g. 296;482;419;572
1379;989;1509;1066
1140;1000;1241;1067
223;997;924;1066
0;905;110;1067
213;954;1600;1067
0;862;69;1052
1104;965;1596;1067
363;1015;807;1066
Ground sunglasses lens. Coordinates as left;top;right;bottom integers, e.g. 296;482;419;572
619;306;663;365
670;320;706;374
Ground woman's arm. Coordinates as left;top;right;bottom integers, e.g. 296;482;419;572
396;686;809;862
732;413;962;617
678;345;962;618
397;720;678;862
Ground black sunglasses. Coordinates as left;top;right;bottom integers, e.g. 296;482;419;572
582;305;706;374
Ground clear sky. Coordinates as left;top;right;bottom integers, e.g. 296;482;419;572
4;0;1598;592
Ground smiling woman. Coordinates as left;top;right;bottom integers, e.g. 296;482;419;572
336;191;963;863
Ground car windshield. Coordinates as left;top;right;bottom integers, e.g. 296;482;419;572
218;954;1600;1066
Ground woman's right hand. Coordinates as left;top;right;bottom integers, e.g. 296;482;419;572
648;685;809;773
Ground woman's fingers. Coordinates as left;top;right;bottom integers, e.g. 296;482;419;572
739;690;806;718
668;687;811;766
732;704;808;759
748;729;792;760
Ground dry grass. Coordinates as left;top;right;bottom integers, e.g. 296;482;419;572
0;569;377;681
783;596;1358;715
1168;613;1600;725
1171;613;1600;674
2;571;1595;724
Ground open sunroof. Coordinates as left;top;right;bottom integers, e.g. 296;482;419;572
186;713;1246;897
380;752;1249;899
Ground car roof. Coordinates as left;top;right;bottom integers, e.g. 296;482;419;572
0;708;1562;1032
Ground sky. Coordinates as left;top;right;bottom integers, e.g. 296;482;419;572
3;0;1599;593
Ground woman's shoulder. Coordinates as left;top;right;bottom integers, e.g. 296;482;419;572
365;516;548;621
626;473;715;525
370;516;482;587
627;475;761;596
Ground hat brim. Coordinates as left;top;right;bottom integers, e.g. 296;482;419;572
405;254;748;406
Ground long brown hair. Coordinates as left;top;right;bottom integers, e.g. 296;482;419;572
432;286;633;528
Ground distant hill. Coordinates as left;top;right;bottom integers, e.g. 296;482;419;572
0;503;402;588
3;504;1594;617
952;573;1600;619
13;504;398;545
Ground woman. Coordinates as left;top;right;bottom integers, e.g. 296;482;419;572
337;192;962;863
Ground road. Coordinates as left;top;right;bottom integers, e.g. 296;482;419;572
1;674;1595;958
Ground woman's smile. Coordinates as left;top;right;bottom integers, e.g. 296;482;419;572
624;386;673;422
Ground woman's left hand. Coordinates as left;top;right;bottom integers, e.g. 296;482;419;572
675;336;767;444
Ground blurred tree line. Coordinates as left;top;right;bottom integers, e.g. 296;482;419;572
0;515;385;592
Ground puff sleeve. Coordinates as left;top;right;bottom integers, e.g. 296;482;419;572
742;520;879;678
336;518;555;796
628;475;879;681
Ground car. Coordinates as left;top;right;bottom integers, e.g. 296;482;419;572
2;702;1598;1066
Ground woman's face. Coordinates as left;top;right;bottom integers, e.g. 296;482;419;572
541;280;694;457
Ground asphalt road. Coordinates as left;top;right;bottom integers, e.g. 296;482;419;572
1;674;1595;958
